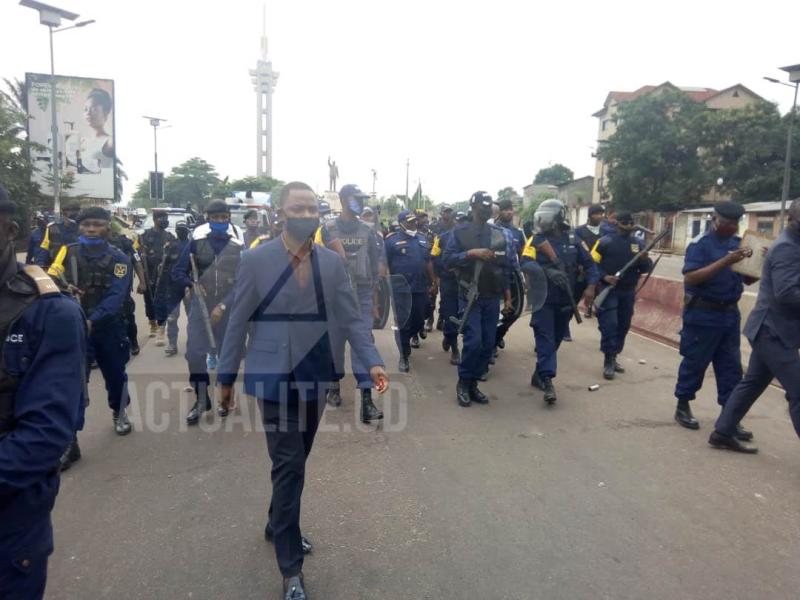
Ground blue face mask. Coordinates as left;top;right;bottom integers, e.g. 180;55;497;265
79;235;105;247
347;198;364;216
209;222;228;235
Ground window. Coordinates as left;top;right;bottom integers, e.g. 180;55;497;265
756;218;773;235
602;120;609;131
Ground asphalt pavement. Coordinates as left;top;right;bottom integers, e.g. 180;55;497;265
47;299;799;600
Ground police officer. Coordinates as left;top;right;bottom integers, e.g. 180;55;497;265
35;201;81;267
416;209;437;336
494;198;526;352
673;202;756;437
599;205;618;237
591;210;652;380
443;192;518;407
324;184;384;423
242;209;263;249
522;200;599;404
575;205;606;318
385;210;435;373
709;199;800;453
160;221;191;356
26;212;48;265
110;227;147;355
430;207;460;365
172;200;243;424
0;187;86;600
139;211;176;345
48;207;133;442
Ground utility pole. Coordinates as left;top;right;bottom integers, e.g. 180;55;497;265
405;158;410;201
144;116;167;203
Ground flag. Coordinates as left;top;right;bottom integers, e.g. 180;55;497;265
412;183;423;209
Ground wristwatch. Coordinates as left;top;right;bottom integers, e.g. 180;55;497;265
218;303;227;312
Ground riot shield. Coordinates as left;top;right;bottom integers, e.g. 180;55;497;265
510;269;526;322
521;260;548;313
388;274;413;331
372;275;391;329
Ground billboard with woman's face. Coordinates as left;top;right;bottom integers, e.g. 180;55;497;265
26;73;116;200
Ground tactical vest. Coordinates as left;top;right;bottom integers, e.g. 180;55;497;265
325;219;372;284
140;229;174;274
47;221;79;261
454;225;507;297
64;244;115;316
194;238;241;305
0;266;59;437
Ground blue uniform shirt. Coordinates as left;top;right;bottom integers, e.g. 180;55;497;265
683;232;744;327
499;222;526;258
384;230;432;292
25;228;45;265
522;230;599;306
1;284;86;549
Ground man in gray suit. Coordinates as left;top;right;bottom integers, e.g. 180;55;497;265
711;199;800;453
217;181;388;600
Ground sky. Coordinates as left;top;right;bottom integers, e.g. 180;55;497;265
2;0;798;205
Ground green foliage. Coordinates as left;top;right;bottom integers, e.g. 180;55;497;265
533;164;574;186
497;186;520;205
597;90;708;211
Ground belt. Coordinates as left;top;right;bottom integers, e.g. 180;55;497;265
685;295;738;311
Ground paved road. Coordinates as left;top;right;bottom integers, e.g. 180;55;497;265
48;300;799;599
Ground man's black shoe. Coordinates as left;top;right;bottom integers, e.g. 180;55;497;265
326;384;342;407
531;372;545;390
497;338;505;350
675;403;699;430
410;335;420;349
398;356;410;373
469;380;489;405
450;348;461;366
613;355;625;373
59;436;81;472
217;404;229;418
603;354;615;380
562;334;572;342
542;377;557;404
113;409;132;435
456;379;472;407
130;344;139;357
283;574;307;600
708;431;758;454
436;316;444;331
735;424;754;442
164;343;178;356
265;524;313;554
186;394;212;425
442;337;451;352
361;389;384;423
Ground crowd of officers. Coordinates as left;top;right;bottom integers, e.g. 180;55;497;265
2;175;800;597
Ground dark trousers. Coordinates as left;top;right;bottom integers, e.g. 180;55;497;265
394;292;427;358
532;304;572;379
715;325;800;438
87;320;130;413
597;288;635;355
124;295;138;347
143;289;156;321
439;280;459;345
458;296;499;380
185;295;230;387
675;321;742;405
0;515;50;600
333;285;374;389
262;396;325;578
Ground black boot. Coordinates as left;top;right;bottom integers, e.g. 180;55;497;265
398;356;410;373
326;382;342;407
442;337;451;352
542;377;557;404
59;435;81;472
360;389;384;423
531;371;544;390
187;385;212;425
469;380;489;404
674;401;699;430
410;335;421;348
283;573;307;600
456;379;472;407
603;354;615;380
613;355;625;373
450;345;461;366
735;424;754;442
113;408;132;435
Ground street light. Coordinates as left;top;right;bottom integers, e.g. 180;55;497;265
20;1;94;217
764;65;800;229
143;117;168;202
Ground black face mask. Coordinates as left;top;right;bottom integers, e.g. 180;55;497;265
284;217;318;241
176;229;189;241
156;219;169;229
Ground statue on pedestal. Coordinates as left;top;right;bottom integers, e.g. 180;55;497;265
327;156;339;191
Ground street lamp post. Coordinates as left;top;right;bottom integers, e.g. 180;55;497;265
765;64;800;230
20;1;94;217
143;117;167;203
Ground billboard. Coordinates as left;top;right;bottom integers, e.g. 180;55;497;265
26;73;116;200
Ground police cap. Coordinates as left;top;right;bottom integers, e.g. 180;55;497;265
397;210;417;225
588;204;606;216
439;204;453;214
469;191;493;207
77;206;110;222
714;201;745;221
205;200;230;215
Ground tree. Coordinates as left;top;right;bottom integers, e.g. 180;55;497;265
496;186;521;205
597;90;708;211
533;164;573;186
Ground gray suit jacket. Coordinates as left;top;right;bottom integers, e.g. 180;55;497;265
217;238;384;402
744;228;800;349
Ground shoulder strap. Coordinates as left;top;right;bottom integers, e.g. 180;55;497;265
21;265;60;296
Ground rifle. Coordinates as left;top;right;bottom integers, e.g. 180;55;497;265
449;260;484;334
594;228;671;310
536;239;582;324
189;254;217;368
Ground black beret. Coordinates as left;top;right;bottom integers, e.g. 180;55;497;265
616;210;634;224
588;204;606;216
77;206;110;222
714;201;745;220
205;200;230;215
0;184;15;215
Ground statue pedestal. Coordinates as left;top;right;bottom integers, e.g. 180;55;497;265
322;190;342;214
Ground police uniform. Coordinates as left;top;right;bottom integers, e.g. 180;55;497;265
522;229;598;401
49;214;133;436
171;209;243;424
495;219;526;350
591;220;652;377
443;192;518;406
417;211;437;334
160;227;191;355
323;212;384;422
26;223;46;265
674;207;747;430
138;225;176;340
35;215;79;267
384;211;433;371
109;231;143;354
431;227;460;364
